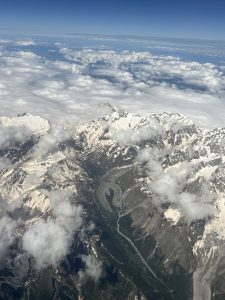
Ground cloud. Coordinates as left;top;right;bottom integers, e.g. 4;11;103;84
137;147;164;177
22;219;69;268
178;192;215;222
102;109;194;147
47;190;83;231
15;39;36;46
0;38;36;46
151;173;180;204
0;124;31;150
22;189;83;269
78;254;102;283
33;125;72;156
13;253;29;279
0;216;17;262
0;39;224;128
109;119;163;146
137;147;215;222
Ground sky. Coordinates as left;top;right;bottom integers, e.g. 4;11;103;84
0;0;224;40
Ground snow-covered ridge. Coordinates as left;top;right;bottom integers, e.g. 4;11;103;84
1;110;225;299
75;109;225;300
77;109;198;148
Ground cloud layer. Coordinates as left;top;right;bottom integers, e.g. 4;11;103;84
0;38;225;128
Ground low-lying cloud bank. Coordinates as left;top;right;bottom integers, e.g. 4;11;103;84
0;38;225;128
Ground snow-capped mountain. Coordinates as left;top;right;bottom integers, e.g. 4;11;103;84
0;109;225;300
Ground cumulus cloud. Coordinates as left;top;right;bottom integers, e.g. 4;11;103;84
178;192;215;222
22;189;83;269
23;219;69;268
137;147;164;177
33;125;72;156
137;147;215;222
78;254;102;283
103;108;193;147
110;120;163;146
151;173;180;204
47;190;83;231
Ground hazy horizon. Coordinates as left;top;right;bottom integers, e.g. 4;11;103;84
0;0;225;40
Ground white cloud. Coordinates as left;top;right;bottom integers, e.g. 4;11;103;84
15;39;36;46
178;192;215;222
110;120;163;146
0;216;17;262
22;219;69;268
22;189;83;269
47;190;83;232
33;125;72;156
0;41;224;128
0;38;36;46
0;124;31;149
78;254;102;283
150;168;215;222
137;147;215;222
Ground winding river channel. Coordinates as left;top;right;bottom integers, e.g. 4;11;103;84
96;166;164;284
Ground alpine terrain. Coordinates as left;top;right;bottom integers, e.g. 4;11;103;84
0;107;224;300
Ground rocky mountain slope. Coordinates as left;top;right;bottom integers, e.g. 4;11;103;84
0;109;225;299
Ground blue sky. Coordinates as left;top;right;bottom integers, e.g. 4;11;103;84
0;0;224;40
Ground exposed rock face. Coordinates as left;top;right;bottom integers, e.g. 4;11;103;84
0;110;225;299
